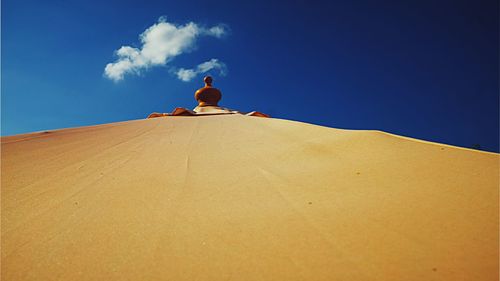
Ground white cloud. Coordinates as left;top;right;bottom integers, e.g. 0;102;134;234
176;68;197;82
176;59;227;82
206;26;227;38
104;17;227;82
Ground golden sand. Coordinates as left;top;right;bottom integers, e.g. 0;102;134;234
2;115;498;280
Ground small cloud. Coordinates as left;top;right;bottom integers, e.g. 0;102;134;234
104;17;228;82
205;25;227;38
176;68;197;82
175;59;227;82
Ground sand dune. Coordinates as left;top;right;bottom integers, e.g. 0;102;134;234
1;115;498;280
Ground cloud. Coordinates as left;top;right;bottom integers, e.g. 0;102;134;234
176;59;227;82
104;17;227;82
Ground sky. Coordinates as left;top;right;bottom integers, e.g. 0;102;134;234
2;0;499;152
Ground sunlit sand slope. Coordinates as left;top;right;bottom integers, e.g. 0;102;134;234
2;115;498;280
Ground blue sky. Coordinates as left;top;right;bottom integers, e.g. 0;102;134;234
2;0;499;152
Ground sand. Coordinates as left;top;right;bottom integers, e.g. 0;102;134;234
1;115;498;280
